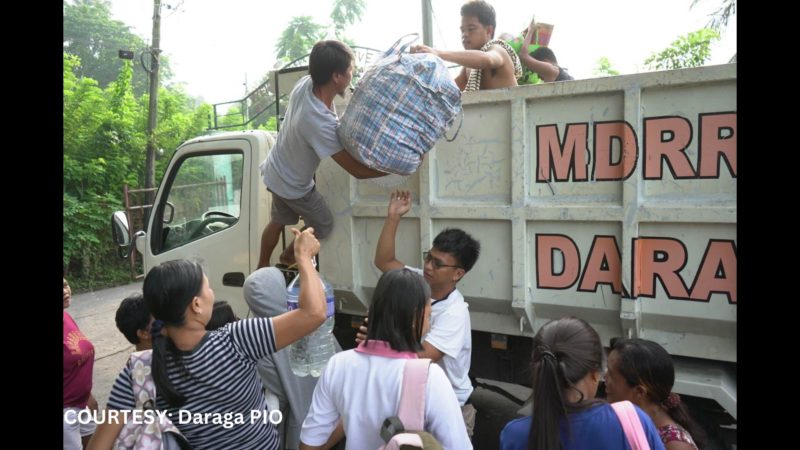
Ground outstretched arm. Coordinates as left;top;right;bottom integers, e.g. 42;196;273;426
272;228;327;350
331;150;386;179
517;28;559;82
411;44;504;70
374;190;412;272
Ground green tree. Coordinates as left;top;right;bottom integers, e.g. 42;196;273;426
63;0;172;96
274;1;367;65
153;88;214;180
64;51;135;280
332;0;366;41
593;57;620;77
258;116;279;132
644;28;720;71
63;51;211;287
691;0;735;31
275;16;327;63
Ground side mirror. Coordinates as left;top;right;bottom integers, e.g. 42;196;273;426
111;211;132;259
162;201;175;224
112;211;130;247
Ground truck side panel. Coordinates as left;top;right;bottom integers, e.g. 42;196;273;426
316;64;736;414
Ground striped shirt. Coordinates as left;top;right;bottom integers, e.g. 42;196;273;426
108;318;280;450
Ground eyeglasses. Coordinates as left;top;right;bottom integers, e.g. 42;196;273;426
423;251;462;270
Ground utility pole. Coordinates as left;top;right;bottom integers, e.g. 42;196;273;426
144;0;162;207
421;0;433;46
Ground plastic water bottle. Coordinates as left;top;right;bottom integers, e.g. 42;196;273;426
286;272;336;377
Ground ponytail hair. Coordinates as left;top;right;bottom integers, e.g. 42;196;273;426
611;338;707;449
528;317;604;450
143;259;204;407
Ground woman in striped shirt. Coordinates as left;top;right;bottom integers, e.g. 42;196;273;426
88;228;328;450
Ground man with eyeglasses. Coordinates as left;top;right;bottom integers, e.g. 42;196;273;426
371;189;481;438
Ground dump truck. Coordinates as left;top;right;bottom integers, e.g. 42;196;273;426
112;63;736;443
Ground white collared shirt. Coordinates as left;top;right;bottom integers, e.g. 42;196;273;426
406;266;473;405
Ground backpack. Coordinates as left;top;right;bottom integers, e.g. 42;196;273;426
338;34;462;177
114;350;192;450
378;358;443;450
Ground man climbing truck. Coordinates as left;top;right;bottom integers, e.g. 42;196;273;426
112;63;736;446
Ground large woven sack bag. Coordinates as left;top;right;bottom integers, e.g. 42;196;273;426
338;34;462;176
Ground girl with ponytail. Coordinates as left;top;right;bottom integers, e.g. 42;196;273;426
500;317;666;450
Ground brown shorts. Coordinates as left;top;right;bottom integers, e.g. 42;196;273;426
269;186;334;238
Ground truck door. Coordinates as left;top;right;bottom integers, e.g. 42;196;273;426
143;138;253;318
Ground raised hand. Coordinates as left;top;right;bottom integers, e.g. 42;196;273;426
388;190;412;218
523;15;537;47
292;227;320;263
410;44;438;57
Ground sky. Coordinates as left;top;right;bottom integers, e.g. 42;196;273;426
107;0;736;105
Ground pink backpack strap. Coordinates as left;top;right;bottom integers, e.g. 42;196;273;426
611;401;651;450
383;433;424;450
396;359;431;431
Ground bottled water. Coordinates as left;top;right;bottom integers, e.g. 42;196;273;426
286;273;336;377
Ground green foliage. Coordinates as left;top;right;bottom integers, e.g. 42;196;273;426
63;192;122;278
154;91;214;179
644;28;720;71
274;1;367;65
332;0;365;40
63;0;173;96
594;57;620;77
63;50;212;288
275;16;327;62
258;116;279;132
62;3;260;290
64;54;108;167
691;0;736;31
215;105;247;131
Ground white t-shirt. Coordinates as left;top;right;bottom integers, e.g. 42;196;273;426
407;266;474;405
260;75;343;199
300;349;472;450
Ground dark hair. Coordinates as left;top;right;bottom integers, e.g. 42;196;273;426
206;300;238;330
461;0;496;37
432;228;481;272
366;269;431;352
611;338;707;449
309;40;354;87
531;46;558;64
143;259;204;407
115;293;150;345
528;317;604;450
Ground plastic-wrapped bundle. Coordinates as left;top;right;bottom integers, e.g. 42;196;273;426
338;36;462;176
